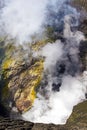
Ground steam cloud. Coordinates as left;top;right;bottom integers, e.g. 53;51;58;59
22;14;87;124
0;0;87;125
0;0;48;43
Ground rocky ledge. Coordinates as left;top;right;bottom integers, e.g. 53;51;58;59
0;101;87;130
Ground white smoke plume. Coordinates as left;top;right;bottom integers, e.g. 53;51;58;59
0;0;87;125
22;13;87;124
41;40;64;72
0;0;49;44
0;0;78;44
23;75;87;124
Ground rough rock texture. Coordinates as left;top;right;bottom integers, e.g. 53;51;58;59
0;101;87;130
0;42;44;113
66;101;87;130
79;19;87;37
72;0;87;11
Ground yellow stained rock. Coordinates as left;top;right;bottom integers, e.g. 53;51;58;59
2;58;16;70
31;39;52;51
2;42;45;113
15;59;43;112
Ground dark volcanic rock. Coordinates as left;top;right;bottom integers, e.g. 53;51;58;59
79;19;87;37
0;101;87;130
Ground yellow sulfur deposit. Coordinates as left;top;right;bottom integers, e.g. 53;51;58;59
32;39;52;51
2;58;15;70
1;41;46;113
15;59;44;112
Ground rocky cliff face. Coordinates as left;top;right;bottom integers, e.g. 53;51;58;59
0;41;45;113
0;37;54;115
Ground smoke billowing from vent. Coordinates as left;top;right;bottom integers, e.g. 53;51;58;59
22;13;87;124
0;0;87;125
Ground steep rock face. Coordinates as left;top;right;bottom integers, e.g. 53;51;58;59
0;34;55;113
66;101;87;130
0;42;44;113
